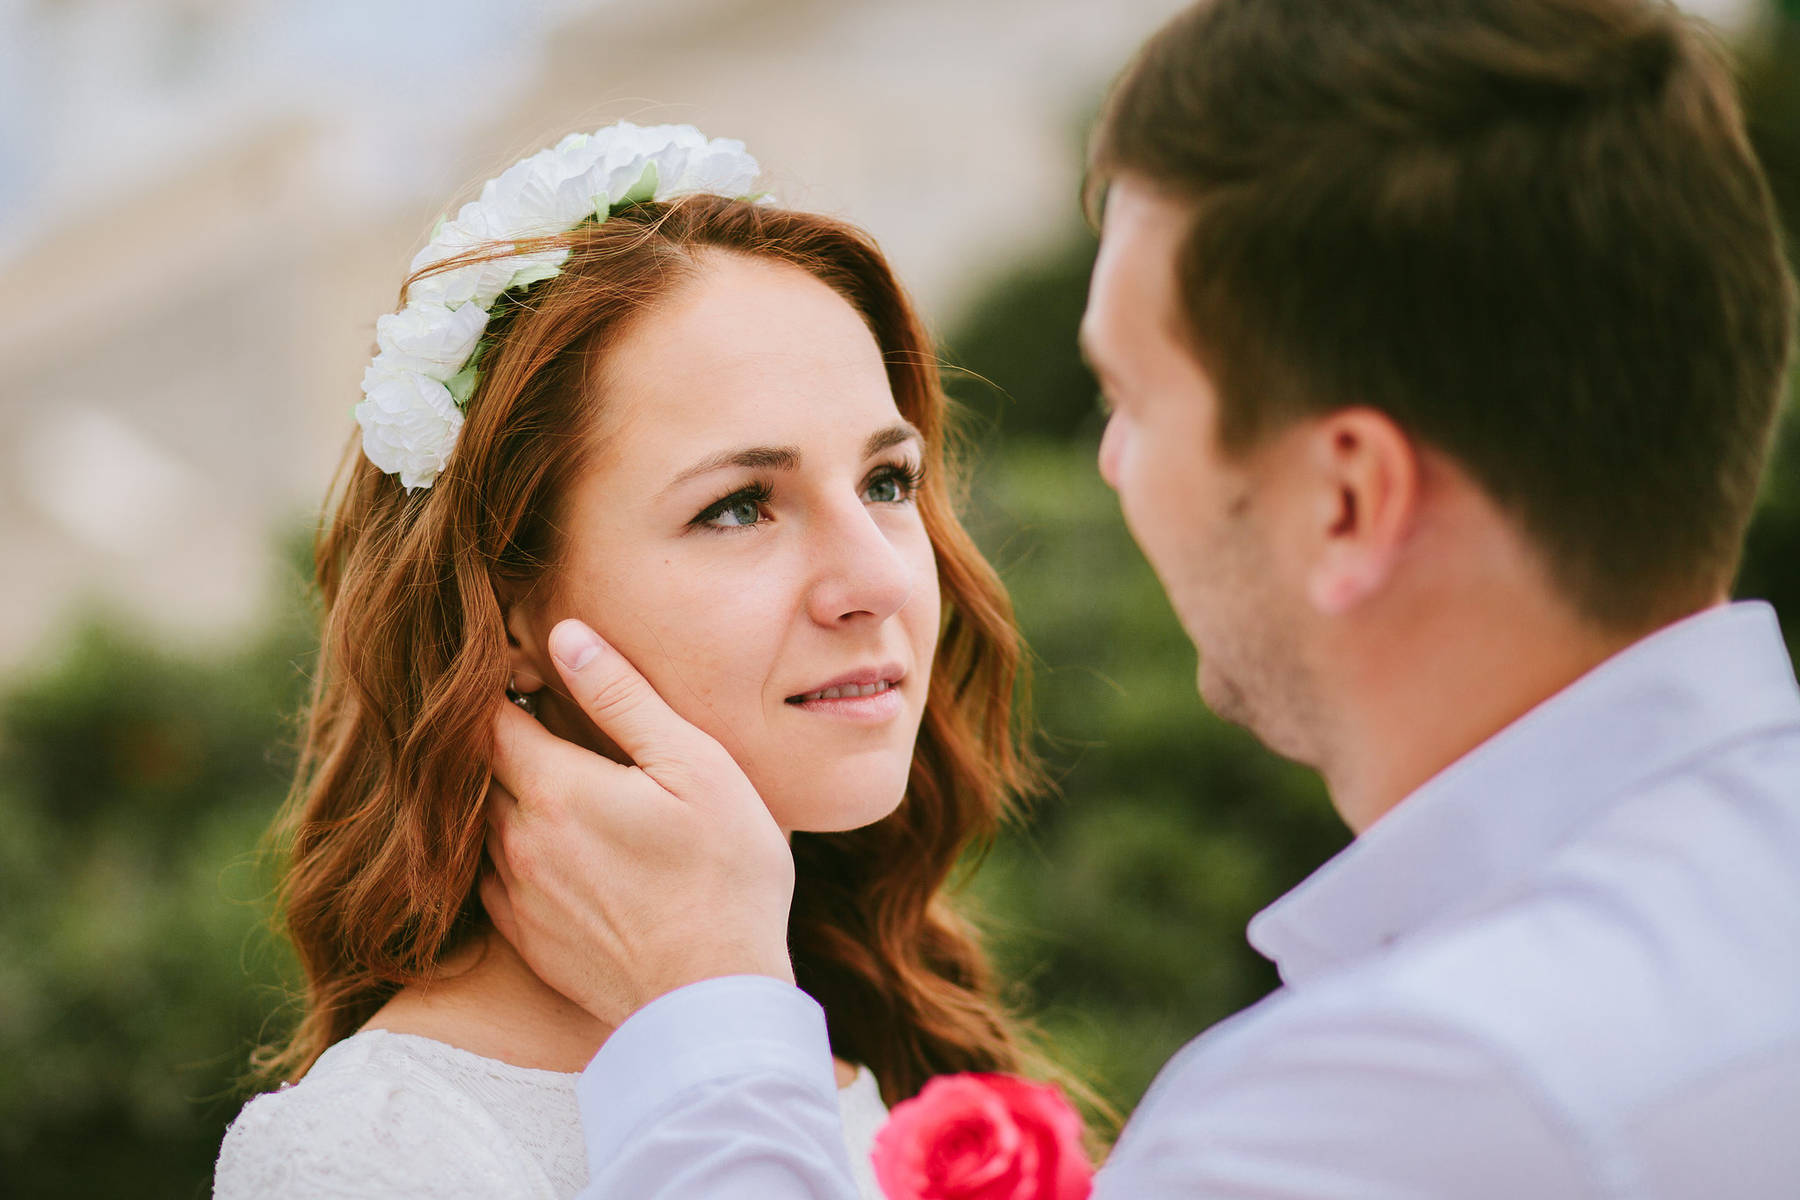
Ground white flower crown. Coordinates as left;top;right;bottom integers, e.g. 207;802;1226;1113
356;122;762;490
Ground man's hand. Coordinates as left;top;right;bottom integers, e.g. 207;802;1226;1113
482;618;797;1028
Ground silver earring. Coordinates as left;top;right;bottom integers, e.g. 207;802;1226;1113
506;680;537;716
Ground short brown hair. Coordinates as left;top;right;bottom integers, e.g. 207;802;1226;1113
1091;0;1797;631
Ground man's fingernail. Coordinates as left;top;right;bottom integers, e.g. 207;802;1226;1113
550;620;602;671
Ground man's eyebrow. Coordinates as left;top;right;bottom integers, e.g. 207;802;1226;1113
664;445;801;494
864;421;923;459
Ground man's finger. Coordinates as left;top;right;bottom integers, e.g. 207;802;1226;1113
478;862;520;948
484;779;519;881
489;690;625;807
546;618;734;788
483;828;515;896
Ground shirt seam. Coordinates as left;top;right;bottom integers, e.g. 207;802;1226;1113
1269;713;1800;983
360;1027;581;1088
589;1059;846;1177
1625;1028;1800;1126
1452;1016;1649;1200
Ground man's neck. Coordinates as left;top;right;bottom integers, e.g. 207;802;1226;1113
1320;593;1718;835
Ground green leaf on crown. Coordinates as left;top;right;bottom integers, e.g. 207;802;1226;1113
617;161;660;207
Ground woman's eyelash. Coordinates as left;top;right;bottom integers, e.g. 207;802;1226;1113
689;480;773;530
868;460;927;497
688;460;925;532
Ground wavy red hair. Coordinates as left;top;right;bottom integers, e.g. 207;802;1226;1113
260;196;1042;1104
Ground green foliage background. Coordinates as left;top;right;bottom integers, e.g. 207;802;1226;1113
3;11;1797;1194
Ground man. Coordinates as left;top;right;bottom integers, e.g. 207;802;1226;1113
484;0;1800;1193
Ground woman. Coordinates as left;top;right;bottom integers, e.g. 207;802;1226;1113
213;123;1042;1198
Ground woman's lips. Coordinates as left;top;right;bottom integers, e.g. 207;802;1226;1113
785;684;905;720
785;669;906;721
785;664;905;704
790;679;896;702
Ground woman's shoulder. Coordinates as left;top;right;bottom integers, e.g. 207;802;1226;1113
213;1031;559;1200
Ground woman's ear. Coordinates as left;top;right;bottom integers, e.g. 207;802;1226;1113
501;594;549;696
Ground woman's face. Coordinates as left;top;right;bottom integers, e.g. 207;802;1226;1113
510;252;941;834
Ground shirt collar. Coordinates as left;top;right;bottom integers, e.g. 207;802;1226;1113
1247;601;1800;986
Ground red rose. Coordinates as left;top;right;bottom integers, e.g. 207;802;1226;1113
870;1072;1094;1200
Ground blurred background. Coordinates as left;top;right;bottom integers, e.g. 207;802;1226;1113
0;0;1794;1194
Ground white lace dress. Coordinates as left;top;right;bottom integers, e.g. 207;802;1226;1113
213;1029;890;1199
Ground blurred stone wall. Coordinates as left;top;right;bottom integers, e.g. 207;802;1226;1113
0;0;1189;672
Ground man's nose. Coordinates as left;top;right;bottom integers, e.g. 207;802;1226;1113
1098;412;1124;490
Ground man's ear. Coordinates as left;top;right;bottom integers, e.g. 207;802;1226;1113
500;590;549;696
1300;408;1421;615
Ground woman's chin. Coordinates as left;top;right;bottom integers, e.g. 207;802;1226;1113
768;785;909;836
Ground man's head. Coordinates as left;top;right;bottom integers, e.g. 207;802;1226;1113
1082;0;1796;793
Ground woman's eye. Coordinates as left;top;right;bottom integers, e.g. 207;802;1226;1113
714;498;764;527
691;483;773;531
865;475;903;504
863;463;923;505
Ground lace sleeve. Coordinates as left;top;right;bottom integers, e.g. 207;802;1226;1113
213;1065;557;1200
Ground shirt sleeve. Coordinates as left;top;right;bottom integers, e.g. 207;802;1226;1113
1094;994;1600;1199
574;975;861;1200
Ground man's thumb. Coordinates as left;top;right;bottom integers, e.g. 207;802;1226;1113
547;618;723;786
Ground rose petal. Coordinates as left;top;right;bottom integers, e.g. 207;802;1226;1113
871;1074;1093;1200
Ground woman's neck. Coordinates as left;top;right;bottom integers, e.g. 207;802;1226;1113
363;929;613;1073
362;928;863;1086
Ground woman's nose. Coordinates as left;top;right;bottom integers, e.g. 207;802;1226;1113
804;501;915;627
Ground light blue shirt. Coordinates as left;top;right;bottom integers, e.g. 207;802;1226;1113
575;601;1800;1197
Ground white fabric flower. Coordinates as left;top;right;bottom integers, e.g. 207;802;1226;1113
355;366;465;491
359;121;762;490
406;124;756;309
586;123;759;209
407;202;568;310
668;139;760;197
480;145;609;235
374;303;489;382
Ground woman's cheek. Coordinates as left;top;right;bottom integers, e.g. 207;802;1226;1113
618;579;785;739
902;527;942;664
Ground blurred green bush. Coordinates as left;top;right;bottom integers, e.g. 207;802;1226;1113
0;577;315;1197
3;7;1797;1193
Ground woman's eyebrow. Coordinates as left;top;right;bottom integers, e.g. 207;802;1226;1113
664;445;801;494
864;421;923;458
661;422;923;497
